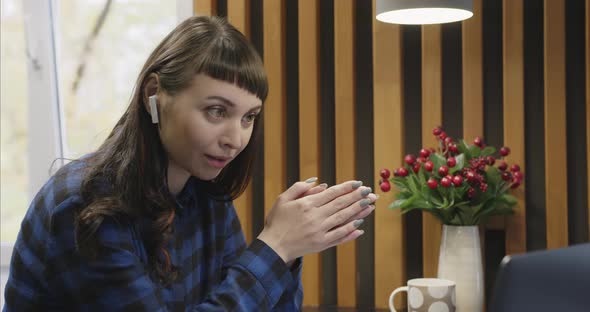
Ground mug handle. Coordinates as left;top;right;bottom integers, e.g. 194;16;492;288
388;286;408;312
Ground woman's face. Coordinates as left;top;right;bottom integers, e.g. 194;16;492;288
157;74;262;181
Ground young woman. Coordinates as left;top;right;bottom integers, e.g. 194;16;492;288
3;16;376;311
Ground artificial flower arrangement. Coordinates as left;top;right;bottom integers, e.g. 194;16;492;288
378;127;523;225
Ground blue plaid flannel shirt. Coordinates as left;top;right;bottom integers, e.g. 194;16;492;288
3;160;303;311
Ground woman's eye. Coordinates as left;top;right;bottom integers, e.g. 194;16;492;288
208;107;226;119
244;113;258;123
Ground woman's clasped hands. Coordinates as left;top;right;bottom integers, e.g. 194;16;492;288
257;178;378;264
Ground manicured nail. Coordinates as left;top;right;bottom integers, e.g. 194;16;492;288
352;181;363;189
359;199;371;207
319;183;328;188
353;219;364;228
361;187;372;197
305;177;318;183
358;230;365;236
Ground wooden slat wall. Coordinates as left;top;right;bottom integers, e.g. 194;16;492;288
191;0;589;309
298;0;322;306
372;0;405;309
334;0;357;307
503;0;526;255
193;0;216;16
262;1;286;217
226;0;253;243
544;0;569;249
421;25;443;278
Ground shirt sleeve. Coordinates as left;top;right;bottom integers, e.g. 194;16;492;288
194;201;303;312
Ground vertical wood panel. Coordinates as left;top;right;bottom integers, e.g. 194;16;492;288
194;0;217;16
421;25;443;278
298;0;322;306
586;0;590;241
503;0;527;255
544;0;569;249
462;0;484;140
372;0;405;308
462;0;488;289
334;0;356;307
227;0;253;243
263;1;286;216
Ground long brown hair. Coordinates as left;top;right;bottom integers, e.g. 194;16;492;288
75;16;267;284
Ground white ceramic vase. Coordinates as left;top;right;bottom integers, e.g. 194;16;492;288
437;225;484;312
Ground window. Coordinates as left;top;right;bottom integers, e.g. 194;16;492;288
1;0;191;307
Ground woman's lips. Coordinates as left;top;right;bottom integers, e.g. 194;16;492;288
205;155;230;169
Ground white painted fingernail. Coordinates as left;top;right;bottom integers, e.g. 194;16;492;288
305;177;318;183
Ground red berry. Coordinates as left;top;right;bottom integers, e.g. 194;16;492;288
466;170;477;183
448;143;459;154
380;181;391;192
513;171;524;182
429;147;436;154
501;172;512;181
412;163;421;173
439;132;448;140
398;167;409;177
441;177;452;187
510;181;521;189
486;156;496;166
417;156;427;163
380;168;391;179
500;146;511;157
420;148;431;158
498;161;508;171
404;154;417;165
467;187;476;198
427;178;438;189
473;136;483;147
424;161;434;172
447;157;457;168
444;137;453;145
480;183;488;192
452;175;463;186
438;166;449;176
510;164;520;172
433;127;442;136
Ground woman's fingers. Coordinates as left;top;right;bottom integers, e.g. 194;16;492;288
321;193;377;230
279;177;320;202
324;221;365;248
339;204;375;226
305;180;363;207
299;183;328;198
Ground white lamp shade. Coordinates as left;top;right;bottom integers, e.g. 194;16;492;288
376;0;473;25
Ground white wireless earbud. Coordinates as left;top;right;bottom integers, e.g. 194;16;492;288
148;95;159;124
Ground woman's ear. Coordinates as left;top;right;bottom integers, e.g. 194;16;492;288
143;73;160;116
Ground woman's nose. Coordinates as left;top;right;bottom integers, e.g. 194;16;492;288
220;121;242;150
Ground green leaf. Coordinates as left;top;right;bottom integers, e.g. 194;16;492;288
458;140;472;159
388;199;406;209
469;144;481;157
500;194;518;205
449;153;465;174
392;177;409;191
485;166;502;194
431;153;447;171
481;146;496;157
407;174;420;194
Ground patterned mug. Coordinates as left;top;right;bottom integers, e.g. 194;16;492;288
389;278;456;312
